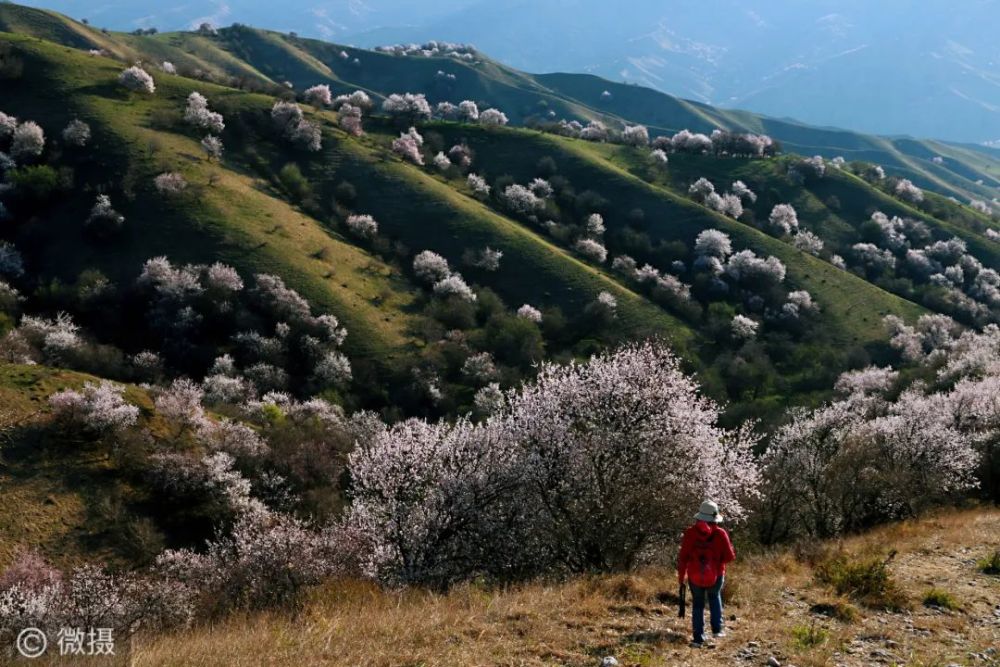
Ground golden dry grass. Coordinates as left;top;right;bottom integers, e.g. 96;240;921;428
117;508;1000;667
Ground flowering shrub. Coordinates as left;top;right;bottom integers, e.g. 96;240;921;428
574;238;607;263
432;274;476;302
303;84;332;107
412;250;451;283
381;93;432;123
84;195;125;234
11;121;45;160
432;151;451;170
731;314;759;339
768;204;799;235
183;92;225;133
516;304;542;322
500;184;543;215
119;65;155;93
154;172;187;195
695;229;733;259
467;173;490;198
201;135;223;160
61;119;91;147
345;213;378;239
620;124;649;146
338;104;364;136
478;108;508;126
762;386;977;540
391;127;424;165
49;381;139;434
895;178;924;204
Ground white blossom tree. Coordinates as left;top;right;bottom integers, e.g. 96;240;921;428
391;127;424;165
345;214;378;239
621;125;649;146
154;172;188;195
61;119;91;148
574;238;607;263
516;304;542;322
412;250;451;284
119;65;155;93
478;108;508;126
201;135;223;160
895;178;924;204
10;121;44;160
768;204;799;235
303;84;332;107
183;92;225;133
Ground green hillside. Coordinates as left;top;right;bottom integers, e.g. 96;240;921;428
1;4;998;425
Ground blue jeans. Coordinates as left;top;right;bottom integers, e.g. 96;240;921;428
689;576;724;642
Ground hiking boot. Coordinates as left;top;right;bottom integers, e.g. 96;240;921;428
712;630;727;638
689;641;704;648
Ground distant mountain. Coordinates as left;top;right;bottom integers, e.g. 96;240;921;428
347;0;1000;145
17;0;997;144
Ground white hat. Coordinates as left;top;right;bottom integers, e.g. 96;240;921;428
694;500;723;523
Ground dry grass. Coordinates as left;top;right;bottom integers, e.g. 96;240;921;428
118;508;1000;667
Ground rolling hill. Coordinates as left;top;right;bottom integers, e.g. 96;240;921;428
2;2;1000;208
1;5;999;420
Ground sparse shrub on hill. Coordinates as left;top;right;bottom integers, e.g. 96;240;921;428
183;92;225;133
61;119;91;148
10;120;44;160
119;65;155;94
270;101;321;152
621;124;649;146
345;213;378;239
382;93;432;124
467;173;490;198
49;381;139;434
84;194;125;235
154;171;188;195
894;178;924;204
303;84;332;107
391;127;424;165
478;108;508;126
200;134;223;160
338;103;364;136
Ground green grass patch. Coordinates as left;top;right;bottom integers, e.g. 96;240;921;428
814;551;908;611
790;622;829;649
922;588;961;611
978;550;1000;575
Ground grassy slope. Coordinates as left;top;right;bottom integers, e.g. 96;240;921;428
4;2;998;207
419;122;928;347
0;365;161;570
128;508;1000;667
0;31;702;376
0;34;421;365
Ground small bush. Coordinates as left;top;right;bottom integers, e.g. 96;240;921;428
814;551;907;610
791;622;828;648
809;599;858;623
277;163;312;203
922;588;961;611
978;550;1000;575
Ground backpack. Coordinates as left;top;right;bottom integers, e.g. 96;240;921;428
686;530;720;588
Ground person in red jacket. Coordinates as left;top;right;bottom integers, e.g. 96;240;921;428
677;500;735;647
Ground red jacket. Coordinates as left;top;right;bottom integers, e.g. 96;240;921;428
677;520;735;583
